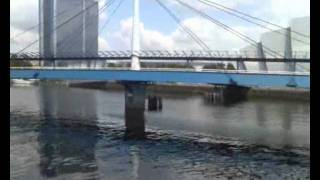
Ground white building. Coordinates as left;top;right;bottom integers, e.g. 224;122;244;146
240;16;310;72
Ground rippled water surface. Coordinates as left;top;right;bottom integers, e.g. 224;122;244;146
10;84;310;179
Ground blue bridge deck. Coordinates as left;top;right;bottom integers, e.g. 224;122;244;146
10;68;310;89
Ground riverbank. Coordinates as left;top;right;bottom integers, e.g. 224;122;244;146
248;87;309;101
66;81;309;101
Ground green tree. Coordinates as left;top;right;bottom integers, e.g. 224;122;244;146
204;63;225;69
226;63;236;70
10;60;32;67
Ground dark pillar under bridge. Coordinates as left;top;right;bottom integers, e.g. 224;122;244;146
204;85;250;105
123;82;147;138
222;85;250;105
147;95;162;111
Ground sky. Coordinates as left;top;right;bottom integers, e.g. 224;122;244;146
10;0;310;52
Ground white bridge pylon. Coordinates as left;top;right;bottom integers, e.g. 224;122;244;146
131;0;141;70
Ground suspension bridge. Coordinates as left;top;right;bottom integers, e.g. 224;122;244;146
10;0;310;89
10;0;310;137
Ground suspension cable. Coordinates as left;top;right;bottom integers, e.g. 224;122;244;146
197;0;310;45
174;0;309;72
155;0;211;51
10;7;73;41
99;0;125;35
77;0;125;51
15;0;104;54
58;0;116;51
173;0;282;58
156;0;238;81
198;0;310;38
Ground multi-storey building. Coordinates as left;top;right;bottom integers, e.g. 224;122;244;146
39;0;99;66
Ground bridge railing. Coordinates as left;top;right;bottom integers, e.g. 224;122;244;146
10;50;310;60
10;65;310;75
10;50;310;74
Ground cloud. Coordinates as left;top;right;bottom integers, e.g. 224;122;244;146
109;17;174;50
98;37;110;50
171;17;261;50
107;17;264;51
164;0;309;33
164;0;256;12
98;0;108;24
269;0;310;25
10;0;38;30
248;0;310;26
10;26;38;52
10;0;310;52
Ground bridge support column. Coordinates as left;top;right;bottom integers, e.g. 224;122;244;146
204;85;224;104
192;64;204;72
236;61;247;71
124;83;146;138
147;95;162;111
223;86;250;104
284;27;297;87
131;55;141;70
205;85;250;105
257;42;268;72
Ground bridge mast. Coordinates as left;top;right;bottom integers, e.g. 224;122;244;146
284;27;297;87
257;42;268;71
131;0;141;70
284;27;294;72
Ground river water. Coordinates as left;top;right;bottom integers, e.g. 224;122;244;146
10;84;310;180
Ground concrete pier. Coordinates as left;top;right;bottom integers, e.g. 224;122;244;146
124;84;146;138
204;86;224;104
223;85;250;104
147;95;162;111
205;85;250;105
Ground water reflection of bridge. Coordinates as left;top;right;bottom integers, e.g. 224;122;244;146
36;84;173;179
30;84;309;178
